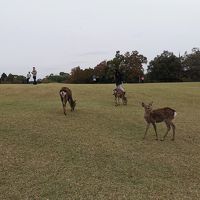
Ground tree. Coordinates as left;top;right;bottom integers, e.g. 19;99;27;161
70;66;94;83
13;75;26;84
108;51;147;83
182;48;200;81
1;73;7;83
82;68;94;83
122;51;147;82
44;72;70;83
6;73;14;83
94;61;110;83
70;66;84;83
147;51;182;82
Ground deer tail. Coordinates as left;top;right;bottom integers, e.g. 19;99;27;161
174;111;177;117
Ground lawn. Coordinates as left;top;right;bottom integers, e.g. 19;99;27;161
0;82;200;200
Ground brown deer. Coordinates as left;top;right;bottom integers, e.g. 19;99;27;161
141;102;176;141
113;88;127;106
59;87;76;115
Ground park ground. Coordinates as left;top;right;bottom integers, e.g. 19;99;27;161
0;82;200;199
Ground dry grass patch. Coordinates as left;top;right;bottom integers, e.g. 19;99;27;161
0;83;200;199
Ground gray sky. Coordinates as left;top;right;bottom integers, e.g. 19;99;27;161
0;0;200;78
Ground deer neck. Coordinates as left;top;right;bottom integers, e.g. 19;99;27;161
144;109;152;120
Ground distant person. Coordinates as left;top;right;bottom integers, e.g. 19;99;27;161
141;76;144;83
92;75;97;83
114;69;125;93
26;72;31;84
32;67;37;85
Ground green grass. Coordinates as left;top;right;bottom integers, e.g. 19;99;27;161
0;82;200;200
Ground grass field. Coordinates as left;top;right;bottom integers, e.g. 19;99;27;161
0;82;200;200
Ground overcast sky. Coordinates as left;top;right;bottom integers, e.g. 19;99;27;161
0;0;200;78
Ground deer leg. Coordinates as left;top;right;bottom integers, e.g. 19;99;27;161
161;121;171;141
122;96;126;105
115;96;118;106
69;99;73;111
117;97;120;105
63;106;66;115
122;96;127;105
143;123;150;139
170;122;175;141
117;96;120;105
125;98;127;105
62;105;66;115
152;123;158;140
62;100;66;115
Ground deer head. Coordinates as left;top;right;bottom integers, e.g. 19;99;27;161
142;102;153;113
60;91;67;99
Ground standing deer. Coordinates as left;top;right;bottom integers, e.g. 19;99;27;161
59;87;76;115
113;88;127;106
141;102;176;141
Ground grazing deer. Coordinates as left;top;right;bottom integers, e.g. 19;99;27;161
141;102;176;141
59;87;76;115
113;88;127;106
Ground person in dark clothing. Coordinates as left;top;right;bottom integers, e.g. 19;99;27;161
114;69;125;93
141;76;144;83
31;67;37;85
26;72;31;84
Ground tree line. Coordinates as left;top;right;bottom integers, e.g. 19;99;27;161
1;48;200;84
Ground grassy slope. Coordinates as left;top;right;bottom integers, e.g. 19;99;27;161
0;83;200;200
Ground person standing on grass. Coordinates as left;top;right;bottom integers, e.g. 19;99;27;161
114;69;125;93
26;71;31;84
141;76;144;83
31;67;37;85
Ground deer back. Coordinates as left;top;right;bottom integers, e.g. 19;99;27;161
114;89;125;98
150;107;176;123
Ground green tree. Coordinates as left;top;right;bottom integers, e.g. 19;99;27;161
6;73;14;83
1;73;7;83
94;61;110;83
70;67;94;83
13;75;26;83
108;51;147;83
147;51;182;82
70;67;84;83
182;48;200;81
44;72;70;83
122;51;147;82
82;68;94;83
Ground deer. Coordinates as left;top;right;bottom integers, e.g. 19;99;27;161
113;88;127;106
141;102;176;141
59;87;76;115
